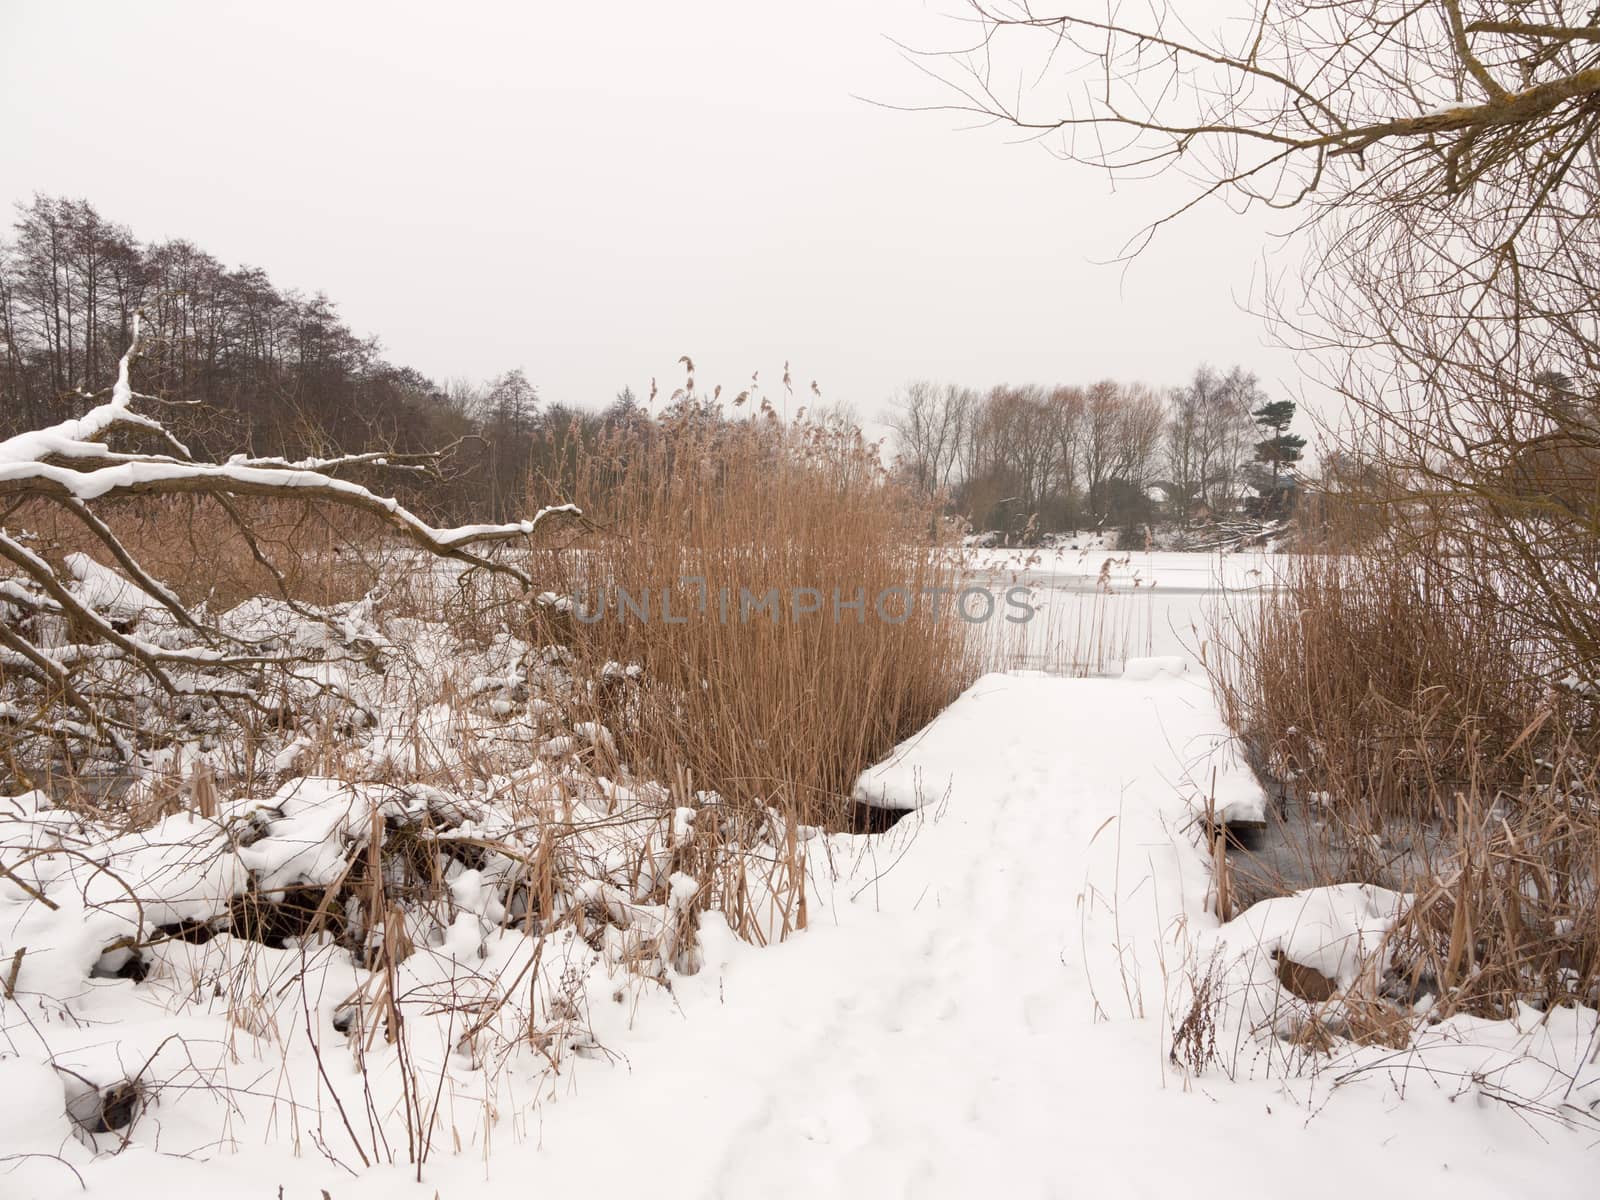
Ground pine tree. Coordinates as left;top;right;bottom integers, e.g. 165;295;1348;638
605;385;643;425
1250;399;1305;492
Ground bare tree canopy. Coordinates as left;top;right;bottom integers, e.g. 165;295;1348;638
883;364;1288;540
918;2;1600;249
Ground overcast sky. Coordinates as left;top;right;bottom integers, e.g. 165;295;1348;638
1;0;1301;425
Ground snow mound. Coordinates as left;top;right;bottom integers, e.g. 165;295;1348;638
1224;883;1405;989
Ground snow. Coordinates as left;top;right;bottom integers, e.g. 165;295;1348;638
1;453;580;559
855;657;1265;825
963;545;1286;677
1120;652;1189;679
962;544;1288;594
236;777;388;892
0;552;1593;1198
63;553;162;624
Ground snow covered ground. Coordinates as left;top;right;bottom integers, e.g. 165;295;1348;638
3;552;1596;1198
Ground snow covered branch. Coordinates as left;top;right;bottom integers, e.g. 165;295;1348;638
0;318;579;762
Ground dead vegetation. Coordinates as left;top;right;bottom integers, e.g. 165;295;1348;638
0;319;580;773
1208;514;1600;1023
0;337;982;1169
524;382;979;831
9;494;389;611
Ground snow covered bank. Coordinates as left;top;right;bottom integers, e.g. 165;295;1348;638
5;662;1592;1198
963;544;1288;594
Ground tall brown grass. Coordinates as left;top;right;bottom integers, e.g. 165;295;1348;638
3;404;982;840
1210;511;1599;1018
6;495;384;609
526;407;979;828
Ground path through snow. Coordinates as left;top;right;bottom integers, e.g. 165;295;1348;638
44;666;1592;1199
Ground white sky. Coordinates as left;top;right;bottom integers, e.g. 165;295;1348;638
1;0;1302;424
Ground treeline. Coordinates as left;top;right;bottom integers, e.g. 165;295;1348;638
887;370;1303;535
0;197;468;456
1;195;1304;535
0;196;637;521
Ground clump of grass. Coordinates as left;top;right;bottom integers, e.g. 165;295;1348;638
1209;513;1600;1018
527;403;979;829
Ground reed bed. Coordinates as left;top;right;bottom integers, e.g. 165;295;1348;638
1208;519;1600;1018
525;408;979;830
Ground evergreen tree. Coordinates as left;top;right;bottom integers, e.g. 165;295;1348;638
1245;399;1306;517
605;385;643;426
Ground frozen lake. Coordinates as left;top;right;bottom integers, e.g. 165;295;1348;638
962;546;1287;675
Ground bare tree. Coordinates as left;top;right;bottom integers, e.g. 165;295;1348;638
1049;384;1085;525
886;380;972;497
1112;384;1166;501
0;241;28;429
918;2;1600;675
1080;380;1122;520
1207;367;1262;510
997;385;1062;515
921;4;1600;254
1162;381;1204;521
921;366;1275;533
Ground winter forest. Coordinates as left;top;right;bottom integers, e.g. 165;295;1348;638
1;5;1596;1200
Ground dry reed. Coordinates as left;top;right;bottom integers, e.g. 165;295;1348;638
1209;512;1599;1018
524;406;979;829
